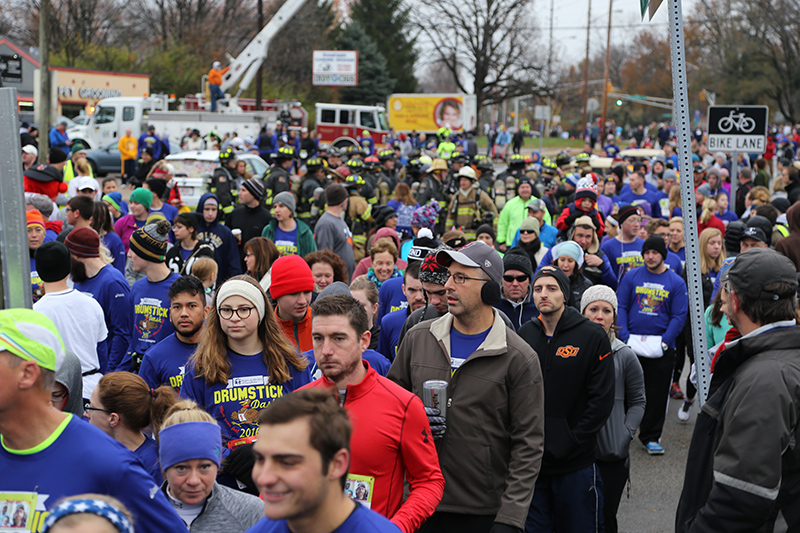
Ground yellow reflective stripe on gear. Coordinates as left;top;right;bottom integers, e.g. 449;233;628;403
222;205;234;214
367;196;377;205
353;235;367;245
362;204;372;220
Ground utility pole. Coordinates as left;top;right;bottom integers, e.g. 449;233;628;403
38;0;51;163
581;0;592;138
540;0;554;150
600;0;613;139
255;0;264;111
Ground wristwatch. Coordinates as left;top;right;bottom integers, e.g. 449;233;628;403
662;341;669;352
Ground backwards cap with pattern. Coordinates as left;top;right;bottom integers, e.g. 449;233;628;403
0;309;66;372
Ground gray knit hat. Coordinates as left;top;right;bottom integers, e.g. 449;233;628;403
580;285;618;314
273;191;296;215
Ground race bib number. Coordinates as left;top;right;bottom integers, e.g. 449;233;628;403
0;492;39;532
345;474;375;509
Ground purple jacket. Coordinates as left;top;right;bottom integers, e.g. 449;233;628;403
114;214;142;253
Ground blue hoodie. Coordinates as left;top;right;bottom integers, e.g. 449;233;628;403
195;192;242;282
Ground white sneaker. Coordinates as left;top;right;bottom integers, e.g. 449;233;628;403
677;401;692;422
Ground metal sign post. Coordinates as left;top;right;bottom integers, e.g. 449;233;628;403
0;88;33;309
667;0;710;405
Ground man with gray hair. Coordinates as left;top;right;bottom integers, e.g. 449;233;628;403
676;248;800;532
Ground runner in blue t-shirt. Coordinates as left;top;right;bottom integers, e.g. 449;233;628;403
600;205;645;283
180;276;312;493
246;389;402;533
122;220;181;372
0;308;188;533
68;229;133;374
139;276;208;392
274;224;299;256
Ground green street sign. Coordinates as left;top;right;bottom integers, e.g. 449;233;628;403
641;0;664;19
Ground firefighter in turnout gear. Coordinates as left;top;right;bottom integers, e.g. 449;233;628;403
210;147;239;215
495;153;528;185
417;158;451;235
264;146;295;208
344;173;373;262
445;166;498;241
377;149;398;205
347;158;377;208
297;157;326;229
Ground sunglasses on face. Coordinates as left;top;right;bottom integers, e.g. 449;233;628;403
503;274;529;283
520;229;537;235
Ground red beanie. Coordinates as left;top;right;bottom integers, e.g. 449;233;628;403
269;255;315;300
65;227;101;258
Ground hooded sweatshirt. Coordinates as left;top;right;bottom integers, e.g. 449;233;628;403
518;306;614;475
196;192;242;283
56;350;85;417
774;202;800;272
494;286;538;332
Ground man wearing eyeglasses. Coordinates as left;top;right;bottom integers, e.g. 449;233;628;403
389;241;544;533
495;248;538;331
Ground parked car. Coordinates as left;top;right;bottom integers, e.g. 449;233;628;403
164;150;270;209
83;141;123;176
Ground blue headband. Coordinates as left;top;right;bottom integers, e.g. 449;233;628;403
43;499;133;533
159;421;222;471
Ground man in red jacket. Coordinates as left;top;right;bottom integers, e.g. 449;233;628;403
303;293;444;533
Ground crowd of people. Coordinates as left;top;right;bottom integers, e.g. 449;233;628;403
5;118;800;533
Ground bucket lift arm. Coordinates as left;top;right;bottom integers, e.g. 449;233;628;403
219;0;309;98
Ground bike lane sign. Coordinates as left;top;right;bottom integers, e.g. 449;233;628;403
707;105;768;152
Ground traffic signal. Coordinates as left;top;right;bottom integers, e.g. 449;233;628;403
615;99;623;107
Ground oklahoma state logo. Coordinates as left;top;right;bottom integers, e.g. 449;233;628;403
556;345;580;358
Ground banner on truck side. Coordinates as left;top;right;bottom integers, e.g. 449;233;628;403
388;95;469;132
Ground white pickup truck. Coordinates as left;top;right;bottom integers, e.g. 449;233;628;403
67;95;306;150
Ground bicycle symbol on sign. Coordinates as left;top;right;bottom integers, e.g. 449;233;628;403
718;110;756;133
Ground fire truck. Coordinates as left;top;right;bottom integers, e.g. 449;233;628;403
314;103;391;150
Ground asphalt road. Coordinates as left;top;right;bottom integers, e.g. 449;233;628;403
617;362;697;533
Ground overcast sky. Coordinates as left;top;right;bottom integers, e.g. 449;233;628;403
549;0;699;64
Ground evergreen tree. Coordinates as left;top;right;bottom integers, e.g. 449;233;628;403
336;23;396;104
350;0;418;93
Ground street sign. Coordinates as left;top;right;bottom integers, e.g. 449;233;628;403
707;105;768;152
312;50;358;87
534;105;550;120
0;54;22;82
640;0;664;19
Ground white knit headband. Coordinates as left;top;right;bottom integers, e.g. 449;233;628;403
216;280;266;321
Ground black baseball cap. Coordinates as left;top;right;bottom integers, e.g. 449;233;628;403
727;248;797;301
740;227;768;245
